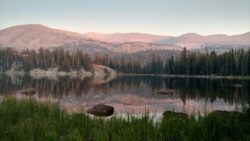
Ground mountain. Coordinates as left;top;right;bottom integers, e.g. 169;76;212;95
0;24;180;53
112;42;178;53
155;32;250;50
0;24;89;50
85;31;250;51
0;24;249;53
85;32;170;43
60;41;179;54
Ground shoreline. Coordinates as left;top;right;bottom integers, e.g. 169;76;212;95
2;64;117;77
2;70;250;80
118;73;250;80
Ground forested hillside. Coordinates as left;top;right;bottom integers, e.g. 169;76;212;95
0;48;93;72
1;47;250;76
106;48;250;76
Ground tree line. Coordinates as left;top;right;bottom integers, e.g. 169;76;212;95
1;47;250;76
105;48;250;76
0;48;93;72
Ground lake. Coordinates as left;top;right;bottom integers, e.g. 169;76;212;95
0;74;249;115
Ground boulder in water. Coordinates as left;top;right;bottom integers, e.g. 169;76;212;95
163;111;188;118
156;89;176;95
20;88;36;95
211;110;241;118
87;104;114;117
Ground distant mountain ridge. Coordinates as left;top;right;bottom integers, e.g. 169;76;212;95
0;24;94;50
85;32;170;43
155;32;250;50
0;24;249;53
0;24;180;53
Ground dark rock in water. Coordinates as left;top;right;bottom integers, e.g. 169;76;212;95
156;89;176;95
20;88;36;95
211;110;241;118
232;84;243;88
87;104;114;117
163;111;188;118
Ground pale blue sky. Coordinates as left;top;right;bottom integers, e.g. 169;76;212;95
0;0;249;35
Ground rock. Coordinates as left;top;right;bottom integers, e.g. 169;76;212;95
156;89;176;95
29;65;116;78
93;74;116;85
20;88;36;95
30;68;58;77
232;84;243;88
163;111;188;118
93;65;117;76
5;61;25;75
87;104;114;117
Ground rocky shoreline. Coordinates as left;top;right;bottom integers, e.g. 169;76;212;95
3;64;117;77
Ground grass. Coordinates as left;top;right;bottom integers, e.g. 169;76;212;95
0;98;250;141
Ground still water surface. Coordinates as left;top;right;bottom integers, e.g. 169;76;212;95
0;74;249;115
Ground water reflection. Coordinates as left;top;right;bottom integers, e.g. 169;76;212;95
0;74;249;115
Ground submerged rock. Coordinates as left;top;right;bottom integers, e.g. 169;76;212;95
232;84;243;88
20;88;36;95
163;111;188;118
87;104;114;117
156;89;176;95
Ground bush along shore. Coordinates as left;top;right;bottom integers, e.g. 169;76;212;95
0;98;250;141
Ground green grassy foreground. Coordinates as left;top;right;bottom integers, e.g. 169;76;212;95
0;98;250;141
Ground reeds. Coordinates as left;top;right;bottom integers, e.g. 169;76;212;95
0;98;249;141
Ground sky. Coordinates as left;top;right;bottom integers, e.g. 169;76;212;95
0;0;249;36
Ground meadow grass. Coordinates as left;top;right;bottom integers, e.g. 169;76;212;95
0;98;250;141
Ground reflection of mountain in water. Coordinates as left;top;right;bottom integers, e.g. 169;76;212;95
0;74;249;114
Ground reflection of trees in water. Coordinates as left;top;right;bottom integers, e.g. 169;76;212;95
0;74;93;97
165;78;250;105
111;76;250;105
93;83;108;94
0;74;29;94
33;77;93;97
0;74;250;105
106;76;153;96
